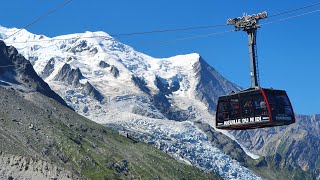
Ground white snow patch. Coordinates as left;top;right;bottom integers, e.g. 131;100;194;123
0;26;262;179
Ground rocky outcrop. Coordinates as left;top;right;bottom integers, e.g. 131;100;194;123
41;58;55;78
110;65;119;78
69;40;90;54
193;57;239;113
155;75;171;95
99;61;110;68
83;81;104;101
54;63;83;87
195;121;251;164
131;75;150;94
0;40;68;107
0;77;218;180
152;93;191;121
231;114;320;178
0;153;76;180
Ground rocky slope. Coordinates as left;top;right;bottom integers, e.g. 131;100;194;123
0;40;219;179
0;40;67;107
231;115;320;179
0;153;74;180
2;26;318;179
0;27;262;179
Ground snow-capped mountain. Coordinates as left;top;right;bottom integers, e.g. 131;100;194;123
0;26;264;179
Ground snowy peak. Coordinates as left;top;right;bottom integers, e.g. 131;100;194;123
0;26;240;122
193;57;240;113
0;26;48;43
165;53;200;68
0;26;264;179
0;26;241;120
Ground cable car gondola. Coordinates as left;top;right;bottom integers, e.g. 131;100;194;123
215;12;295;130
216;88;295;130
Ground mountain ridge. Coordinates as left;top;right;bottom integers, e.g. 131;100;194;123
0;27;262;179
2;26;318;179
0;40;220;179
0;40;68;108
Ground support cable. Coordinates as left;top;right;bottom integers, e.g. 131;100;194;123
268;2;320;18
2;1;320;44
0;5;319;69
110;24;228;37
5;0;73;40
261;9;320;26
1;9;318;47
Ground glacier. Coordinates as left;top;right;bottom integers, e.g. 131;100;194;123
0;26;261;179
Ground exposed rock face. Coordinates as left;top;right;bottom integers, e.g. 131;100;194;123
69;40;90;53
0;40;68;107
0;83;218;180
0;153;75;180
99;60;110;68
83;81;104;101
110;65;119;78
152;93;191;121
6;27;316;179
193;57;240;113
195;121;251;164
41;57;55;78
54;63;83;87
155;75;171;95
154;75;181;95
231;114;320;177
131;75;150;95
89;47;98;55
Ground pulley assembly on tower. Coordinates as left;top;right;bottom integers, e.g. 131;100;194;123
215;12;295;130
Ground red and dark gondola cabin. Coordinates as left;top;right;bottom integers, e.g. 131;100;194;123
215;88;295;130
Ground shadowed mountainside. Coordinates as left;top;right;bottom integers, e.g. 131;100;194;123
0;41;220;179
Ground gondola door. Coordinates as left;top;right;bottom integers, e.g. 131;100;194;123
263;89;295;125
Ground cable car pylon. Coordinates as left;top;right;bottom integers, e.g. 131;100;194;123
215;12;295;130
227;12;268;88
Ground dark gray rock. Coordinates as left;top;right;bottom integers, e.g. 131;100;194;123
98;61;110;68
155;75;180;94
54;63;83;87
155;76;171;95
193;57;239;114
131;75;150;94
89;47;98;55
152;93;190;121
69;40;90;54
169;78;180;92
0;40;68;108
82;81;104;101
110;65;119;78
231;114;320;177
41;58;55;78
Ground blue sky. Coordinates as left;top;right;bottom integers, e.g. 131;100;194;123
1;0;319;115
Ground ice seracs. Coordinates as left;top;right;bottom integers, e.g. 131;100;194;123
0;26;260;179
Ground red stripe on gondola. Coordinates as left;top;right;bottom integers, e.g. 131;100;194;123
260;88;273;124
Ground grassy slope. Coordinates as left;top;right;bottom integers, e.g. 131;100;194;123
0;86;219;179
246;156;316;180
